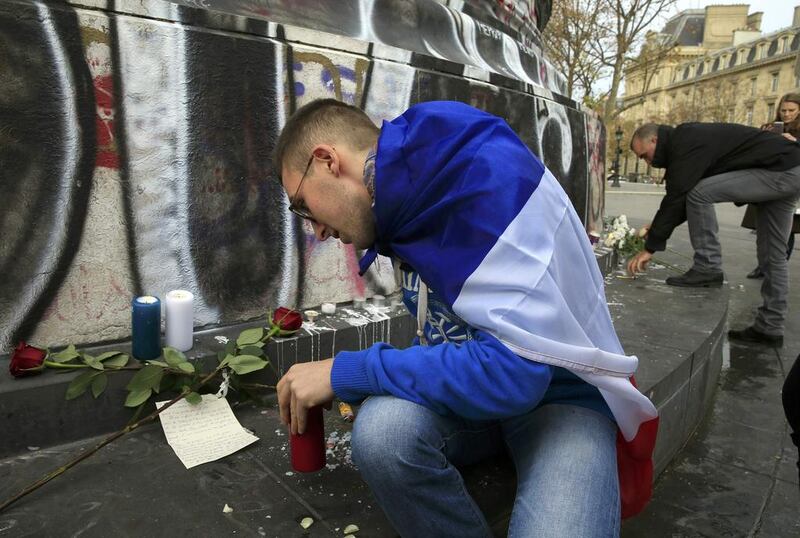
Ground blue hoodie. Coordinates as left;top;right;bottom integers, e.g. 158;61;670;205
330;101;611;422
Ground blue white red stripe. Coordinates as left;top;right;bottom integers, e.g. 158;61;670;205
362;101;659;518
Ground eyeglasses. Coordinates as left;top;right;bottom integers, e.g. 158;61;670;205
288;155;315;221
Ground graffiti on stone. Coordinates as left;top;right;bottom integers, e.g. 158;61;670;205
585;112;607;235
0;0;604;354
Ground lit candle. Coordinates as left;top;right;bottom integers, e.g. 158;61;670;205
165;290;194;352
290;406;326;473
131;296;161;361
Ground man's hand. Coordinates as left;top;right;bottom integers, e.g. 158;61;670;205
277;358;335;435
783;132;797;142
627;250;653;275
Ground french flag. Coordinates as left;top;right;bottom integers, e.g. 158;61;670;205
360;101;659;518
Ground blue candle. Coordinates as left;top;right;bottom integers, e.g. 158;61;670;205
132;296;161;361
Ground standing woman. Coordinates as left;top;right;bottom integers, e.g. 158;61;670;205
743;93;800;278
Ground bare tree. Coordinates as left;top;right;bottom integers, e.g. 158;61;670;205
543;0;609;103
600;0;678;124
617;31;679;114
542;0;677;118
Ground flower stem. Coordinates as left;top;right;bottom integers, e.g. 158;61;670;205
240;383;277;390
262;327;283;380
43;361;89;370
0;367;222;514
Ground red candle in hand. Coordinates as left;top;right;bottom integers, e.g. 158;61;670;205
290;406;326;472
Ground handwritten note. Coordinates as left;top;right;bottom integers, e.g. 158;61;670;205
156;395;259;469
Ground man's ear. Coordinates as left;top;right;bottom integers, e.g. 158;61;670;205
311;144;339;176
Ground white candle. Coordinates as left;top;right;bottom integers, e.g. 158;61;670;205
165;289;194;352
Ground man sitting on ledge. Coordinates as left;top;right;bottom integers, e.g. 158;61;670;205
274;99;658;537
627;122;800;348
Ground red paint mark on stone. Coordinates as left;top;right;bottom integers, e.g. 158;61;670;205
93;74;120;169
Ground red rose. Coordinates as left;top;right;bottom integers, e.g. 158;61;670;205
9;341;47;378
272;307;303;335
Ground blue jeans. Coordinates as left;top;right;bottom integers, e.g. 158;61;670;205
351;396;620;537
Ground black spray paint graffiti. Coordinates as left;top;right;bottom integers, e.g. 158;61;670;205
0;0;603;353
0;3;96;352
167;0;568;95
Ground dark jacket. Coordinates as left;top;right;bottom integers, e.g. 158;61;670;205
645;122;800;253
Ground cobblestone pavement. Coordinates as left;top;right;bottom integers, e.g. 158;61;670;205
609;182;800;537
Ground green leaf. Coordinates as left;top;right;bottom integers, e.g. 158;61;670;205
224;341;236;356
164;347;187;367
238;345;264;357
146;360;169;368
104;354;129;368
185;392;202;405
82;354;105;371
96;351;122;362
177;361;195;374
236;327;264;347
126;364;164;392
66;371;95;400
219;354;235;368
51;344;80;363
227;355;267;375
124;388;152;408
91;373;108;398
159;373;177;394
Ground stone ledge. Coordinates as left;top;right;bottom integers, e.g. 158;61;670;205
0;304;416;459
0;248;731;536
0;247;617;459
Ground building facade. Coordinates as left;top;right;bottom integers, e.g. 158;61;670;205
618;4;800;181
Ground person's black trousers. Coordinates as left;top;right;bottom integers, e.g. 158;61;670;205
782;353;800;487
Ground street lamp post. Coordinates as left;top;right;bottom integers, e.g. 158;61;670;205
611;125;623;188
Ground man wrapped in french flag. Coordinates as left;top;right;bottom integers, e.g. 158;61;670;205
276;99;659;537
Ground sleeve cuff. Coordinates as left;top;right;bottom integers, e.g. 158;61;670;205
645;236;665;253
331;350;375;403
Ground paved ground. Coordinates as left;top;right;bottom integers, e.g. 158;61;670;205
0;182;797;537
608;181;800;537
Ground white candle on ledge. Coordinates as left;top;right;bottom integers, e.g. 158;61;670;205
165;289;194;352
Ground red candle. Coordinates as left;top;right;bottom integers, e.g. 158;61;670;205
290;406;326;472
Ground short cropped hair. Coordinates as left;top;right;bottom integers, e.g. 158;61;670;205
631;123;659;142
273;99;379;182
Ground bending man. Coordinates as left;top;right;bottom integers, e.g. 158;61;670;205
628;122;800;347
275;99;657;536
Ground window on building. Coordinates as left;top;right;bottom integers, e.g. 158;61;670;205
751;77;758;97
727;108;735;123
771;72;780;92
781;37;788;53
767;102;775;121
746;106;754;126
796;74;800;88
739;49;747;65
760;44;767;59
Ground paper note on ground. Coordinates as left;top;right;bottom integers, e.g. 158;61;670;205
156;394;259;469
